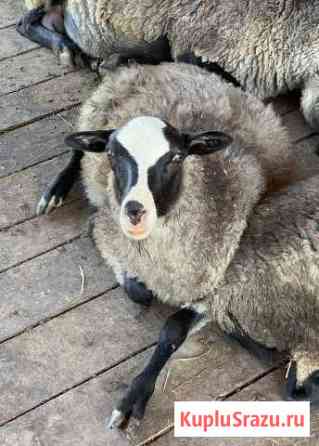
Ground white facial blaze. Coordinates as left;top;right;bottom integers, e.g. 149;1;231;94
117;116;170;239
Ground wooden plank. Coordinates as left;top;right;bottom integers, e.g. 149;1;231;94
0;351;153;446
0;0;25;29
0;48;73;96
0;70;97;132
0;288;165;424
0;111;76;178
0;199;90;272
0;27;38;61
0;236;116;342
0;152;81;230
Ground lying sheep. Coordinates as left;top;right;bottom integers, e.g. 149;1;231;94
60;62;318;428
19;0;319;128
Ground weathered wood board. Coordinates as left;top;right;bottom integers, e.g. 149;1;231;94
0;48;73;96
0;0;25;29
0;236;116;342
0;27;38;61
0;70;97;132
0;111;74;178
0;153;82;229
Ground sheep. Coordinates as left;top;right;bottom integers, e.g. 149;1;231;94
18;0;319;128
60;62;319;428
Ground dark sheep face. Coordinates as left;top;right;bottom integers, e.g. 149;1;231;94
65;116;232;240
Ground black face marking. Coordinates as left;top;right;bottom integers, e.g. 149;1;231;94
108;138;138;204
163;123;187;153
143;124;186;217
148;151;184;217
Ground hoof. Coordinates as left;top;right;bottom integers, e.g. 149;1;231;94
124;276;154;306
106;409;126;430
36;193;64;216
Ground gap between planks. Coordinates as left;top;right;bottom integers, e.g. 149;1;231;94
0;285;118;347
0;231;82;274
0;342;156;429
0;23;16;31
0;102;81;135
0;73;70;99
0;46;39;64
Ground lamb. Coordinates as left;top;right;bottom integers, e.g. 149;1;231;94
18;0;319;128
61;62;319;428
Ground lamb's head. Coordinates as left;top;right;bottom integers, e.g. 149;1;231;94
65;116;232;240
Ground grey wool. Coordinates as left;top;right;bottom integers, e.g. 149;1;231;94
76;62;319;390
24;0;319;128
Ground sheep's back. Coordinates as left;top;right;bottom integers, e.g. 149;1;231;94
216;174;319;352
168;1;319;97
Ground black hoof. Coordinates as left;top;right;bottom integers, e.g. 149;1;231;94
37;171;73;215
124;276;154;306
37;181;66;215
106;373;155;429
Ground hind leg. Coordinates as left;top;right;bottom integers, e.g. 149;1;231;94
37;150;83;215
301;77;319;130
16;6;87;68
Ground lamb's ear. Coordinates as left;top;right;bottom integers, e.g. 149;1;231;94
186;131;232;156
64;130;115;152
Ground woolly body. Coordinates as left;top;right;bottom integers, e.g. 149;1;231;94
25;0;319;99
74;63;319;384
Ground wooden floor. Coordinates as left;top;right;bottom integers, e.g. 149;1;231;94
1;2;319;445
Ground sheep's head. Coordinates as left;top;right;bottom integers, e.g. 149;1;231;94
65;116;232;240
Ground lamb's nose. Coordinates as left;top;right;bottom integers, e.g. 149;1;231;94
125;201;146;225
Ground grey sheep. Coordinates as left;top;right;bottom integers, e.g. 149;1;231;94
19;0;319;129
61;62;319;428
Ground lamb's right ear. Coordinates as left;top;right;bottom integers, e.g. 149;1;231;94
65;130;115;152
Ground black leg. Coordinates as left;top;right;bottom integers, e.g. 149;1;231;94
124;275;154;307
107;308;200;429
16;7;85;67
37;150;83;215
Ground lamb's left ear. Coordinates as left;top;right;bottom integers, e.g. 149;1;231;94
186;131;232;156
65;130;115;152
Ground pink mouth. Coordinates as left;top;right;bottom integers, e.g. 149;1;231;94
127;224;146;236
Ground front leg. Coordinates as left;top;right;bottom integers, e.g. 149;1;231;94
107;308;202;429
37;150;83;215
124;275;154;307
